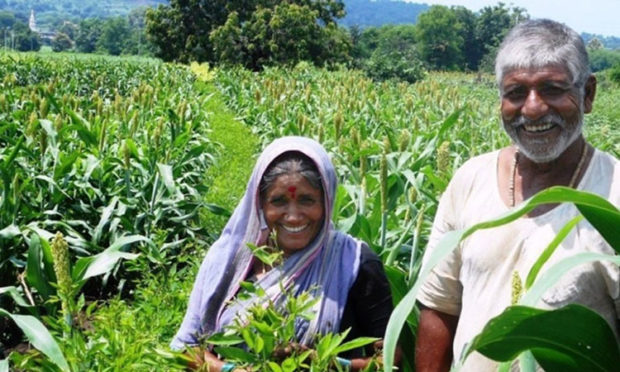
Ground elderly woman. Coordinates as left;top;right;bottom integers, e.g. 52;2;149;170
171;137;397;371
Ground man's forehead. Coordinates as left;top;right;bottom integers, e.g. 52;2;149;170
501;65;572;86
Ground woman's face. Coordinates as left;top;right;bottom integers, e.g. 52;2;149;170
262;172;324;256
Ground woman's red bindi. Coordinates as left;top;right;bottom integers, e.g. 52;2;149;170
288;186;296;199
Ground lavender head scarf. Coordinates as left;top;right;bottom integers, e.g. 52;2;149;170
171;136;362;350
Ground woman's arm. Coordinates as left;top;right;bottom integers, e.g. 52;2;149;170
415;305;459;372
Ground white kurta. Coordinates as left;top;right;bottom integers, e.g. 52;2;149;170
418;149;620;371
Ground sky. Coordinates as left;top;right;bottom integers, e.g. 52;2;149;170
413;1;620;37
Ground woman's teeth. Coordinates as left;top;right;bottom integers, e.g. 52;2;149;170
282;224;308;233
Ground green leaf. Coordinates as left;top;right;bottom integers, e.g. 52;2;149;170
204;203;232;217
214;346;257;364
469;305;620;372
73;235;147;281
206;332;244;346
333;337;379;354
93;196;119;244
157;163;183;199
0;286;30;308
576;203;620;251
0;309;69;371
0;224;20;239
26;234;55;299
520;253;620;306
525;215;583;289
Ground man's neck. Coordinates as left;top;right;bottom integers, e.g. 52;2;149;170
499;136;592;216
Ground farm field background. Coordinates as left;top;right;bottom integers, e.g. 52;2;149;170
0;52;619;371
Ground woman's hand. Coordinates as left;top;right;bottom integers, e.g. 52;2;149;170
185;348;251;372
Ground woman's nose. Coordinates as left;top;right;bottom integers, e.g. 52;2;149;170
284;204;303;222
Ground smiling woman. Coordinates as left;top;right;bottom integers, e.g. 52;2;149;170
171;136;399;371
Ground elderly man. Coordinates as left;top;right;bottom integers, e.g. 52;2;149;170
415;19;619;371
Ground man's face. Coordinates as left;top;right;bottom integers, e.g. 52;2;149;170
499;65;594;163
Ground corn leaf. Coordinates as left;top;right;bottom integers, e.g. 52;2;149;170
73;235;147;281
0;309;69;371
26;233;55;299
468;305;620;372
0;286;30;308
525;215;583;289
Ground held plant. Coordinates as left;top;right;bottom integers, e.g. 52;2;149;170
205;283;379;371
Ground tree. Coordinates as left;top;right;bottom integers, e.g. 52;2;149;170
51;32;72;52
451;6;480;71
475;3;528;71
75;18;103;53
415;5;464;70
58;21;78;40
146;0;348;68
210;3;350;69
0;10;15;29
358;25;424;82
97;17;130;55
12;21;41;51
587;37;604;50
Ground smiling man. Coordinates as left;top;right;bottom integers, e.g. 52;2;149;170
415;19;619;371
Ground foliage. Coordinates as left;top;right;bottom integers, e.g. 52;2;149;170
414;5;464;71
610;63;620;83
0;53;219;361
204;279;379;371
74;18;103;53
7;265;194;371
0;0;166;31
146;0;349;68
589;48;620;72
96;16;129;55
351;24;425;82
469;304;620;372
51;32;72;52
413;3;527;71
4;20;41;51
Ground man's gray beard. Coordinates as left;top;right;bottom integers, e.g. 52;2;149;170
502;112;583;164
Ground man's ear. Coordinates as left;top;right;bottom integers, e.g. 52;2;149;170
583;75;597;113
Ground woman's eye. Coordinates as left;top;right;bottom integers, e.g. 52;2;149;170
298;196;316;205
269;197;287;206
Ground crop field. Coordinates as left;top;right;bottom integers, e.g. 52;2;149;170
0;52;618;371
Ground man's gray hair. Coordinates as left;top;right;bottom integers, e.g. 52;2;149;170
495;19;590;92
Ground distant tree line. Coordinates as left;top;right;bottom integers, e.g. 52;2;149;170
0;0;166;30
145;1;529;82
0;7;154;56
2;0;619;83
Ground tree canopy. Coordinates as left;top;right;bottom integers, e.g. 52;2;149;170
145;0;351;68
